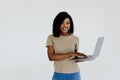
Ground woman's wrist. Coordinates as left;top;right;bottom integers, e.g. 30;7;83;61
68;52;74;57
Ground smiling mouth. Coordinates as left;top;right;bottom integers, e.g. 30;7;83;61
62;28;68;31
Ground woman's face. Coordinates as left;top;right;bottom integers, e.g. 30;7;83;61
60;18;70;35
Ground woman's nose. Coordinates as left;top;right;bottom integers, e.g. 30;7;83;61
63;23;67;27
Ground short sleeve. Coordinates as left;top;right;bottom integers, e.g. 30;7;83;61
46;35;54;47
75;36;79;51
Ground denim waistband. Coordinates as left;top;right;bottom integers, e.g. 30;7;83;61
52;72;81;80
54;72;80;75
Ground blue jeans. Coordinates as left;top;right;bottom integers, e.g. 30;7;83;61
52;72;81;80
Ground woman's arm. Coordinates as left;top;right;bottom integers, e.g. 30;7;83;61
47;45;86;61
47;45;72;61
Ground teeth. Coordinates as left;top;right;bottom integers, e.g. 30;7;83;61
63;28;67;30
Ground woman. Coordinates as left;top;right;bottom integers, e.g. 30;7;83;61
46;11;86;80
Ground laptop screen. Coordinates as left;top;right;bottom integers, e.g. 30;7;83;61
93;37;104;58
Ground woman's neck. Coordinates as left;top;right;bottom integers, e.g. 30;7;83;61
60;33;69;36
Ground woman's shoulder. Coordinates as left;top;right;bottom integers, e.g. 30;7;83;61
47;34;55;38
71;34;79;39
48;34;53;37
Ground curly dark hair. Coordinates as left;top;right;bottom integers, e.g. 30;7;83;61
52;11;74;37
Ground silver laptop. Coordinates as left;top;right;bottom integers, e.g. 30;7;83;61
71;36;104;62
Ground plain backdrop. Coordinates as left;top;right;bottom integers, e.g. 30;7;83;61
0;0;120;80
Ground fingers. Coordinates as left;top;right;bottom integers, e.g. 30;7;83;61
69;52;87;57
77;52;87;57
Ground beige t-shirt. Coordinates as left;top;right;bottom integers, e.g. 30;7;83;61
46;34;80;73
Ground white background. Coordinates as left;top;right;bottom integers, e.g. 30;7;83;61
0;0;120;80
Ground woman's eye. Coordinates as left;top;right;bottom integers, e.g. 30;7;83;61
67;22;70;24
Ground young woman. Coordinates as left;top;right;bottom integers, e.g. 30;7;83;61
46;11;86;80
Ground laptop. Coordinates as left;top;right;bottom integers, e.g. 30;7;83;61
71;36;105;62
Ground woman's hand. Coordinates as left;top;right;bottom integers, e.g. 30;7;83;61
71;52;87;62
77;52;87;58
70;52;87;58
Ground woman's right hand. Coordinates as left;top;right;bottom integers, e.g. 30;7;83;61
70;52;87;58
